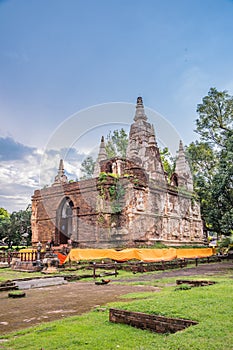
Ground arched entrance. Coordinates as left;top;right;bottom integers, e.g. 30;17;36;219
56;198;74;245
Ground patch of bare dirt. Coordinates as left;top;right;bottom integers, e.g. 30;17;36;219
0;282;158;334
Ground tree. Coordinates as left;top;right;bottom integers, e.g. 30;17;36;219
0;218;11;245
80;128;129;179
187;88;233;238
186;141;217;220
196;87;233;147
0;207;10;220
0;206;32;247
207;133;233;236
160;147;175;179
105;128;128;159
0;208;10;244
80;156;95;180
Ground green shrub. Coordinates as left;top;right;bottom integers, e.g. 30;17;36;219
175;283;192;291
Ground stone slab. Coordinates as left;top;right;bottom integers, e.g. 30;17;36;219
14;277;67;290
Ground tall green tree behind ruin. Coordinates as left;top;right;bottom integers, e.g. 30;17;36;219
80;128;129;179
105;128;128;159
0;205;32;247
187;88;233;237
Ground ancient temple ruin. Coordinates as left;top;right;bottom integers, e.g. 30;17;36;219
31;97;204;248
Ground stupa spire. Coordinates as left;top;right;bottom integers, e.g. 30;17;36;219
175;141;187;174
134;96;147;122
148;124;157;146
93;136;107;177
175;140;193;191
53;159;68;185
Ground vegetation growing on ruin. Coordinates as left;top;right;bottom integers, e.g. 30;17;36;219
97;172;125;214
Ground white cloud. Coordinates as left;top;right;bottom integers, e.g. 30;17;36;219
0;137;92;212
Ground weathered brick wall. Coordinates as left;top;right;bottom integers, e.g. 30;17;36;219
109;308;198;334
32;165;204;247
31;180;98;245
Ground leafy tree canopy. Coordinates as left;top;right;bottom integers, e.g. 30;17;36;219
160;147;175;179
80;156;95;180
0;207;10;220
105;128;128;159
187;87;233;237
0;205;32;247
80;129;129;179
207;134;233;235
196;87;233;147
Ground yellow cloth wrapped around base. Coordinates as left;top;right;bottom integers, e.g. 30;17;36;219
65;247;215;263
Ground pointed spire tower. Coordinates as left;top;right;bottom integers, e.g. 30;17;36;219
134;96;148;122
53;159;68;186
126;96;150;163
93;136;107;177
175;140;193;191
126;97;166;183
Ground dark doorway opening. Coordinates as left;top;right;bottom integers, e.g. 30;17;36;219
56;198;74;245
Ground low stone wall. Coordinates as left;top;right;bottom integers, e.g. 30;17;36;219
109;308;198;334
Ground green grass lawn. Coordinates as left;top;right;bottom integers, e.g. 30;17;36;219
0;272;232;350
0;268;42;282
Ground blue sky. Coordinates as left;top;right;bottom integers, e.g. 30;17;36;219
1;0;233;212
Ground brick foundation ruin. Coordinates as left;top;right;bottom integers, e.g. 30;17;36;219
109;308;198;333
176;280;216;287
